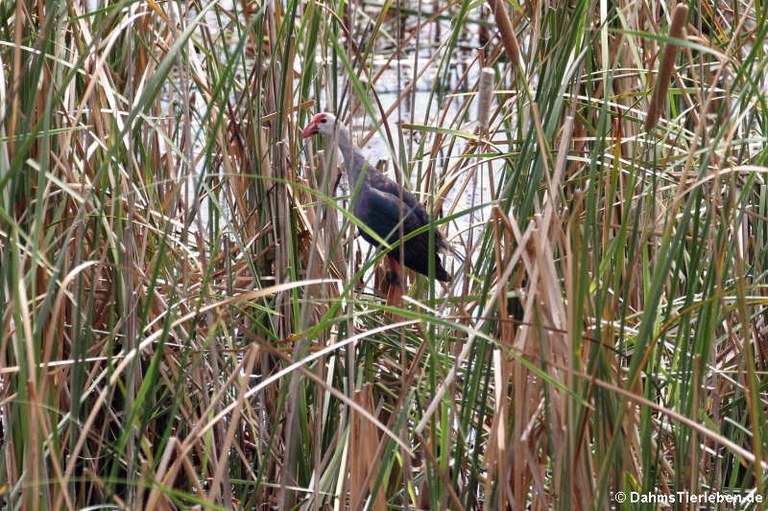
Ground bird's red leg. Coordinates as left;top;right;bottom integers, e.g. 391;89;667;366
385;255;403;307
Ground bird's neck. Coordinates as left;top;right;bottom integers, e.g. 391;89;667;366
330;125;369;189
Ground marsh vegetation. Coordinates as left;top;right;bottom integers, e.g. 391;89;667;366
1;0;767;509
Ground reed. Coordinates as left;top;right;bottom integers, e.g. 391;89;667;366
0;0;766;509
645;3;690;132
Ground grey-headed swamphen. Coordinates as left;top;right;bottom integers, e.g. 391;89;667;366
302;112;450;305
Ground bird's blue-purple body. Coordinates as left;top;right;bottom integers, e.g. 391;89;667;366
302;113;451;284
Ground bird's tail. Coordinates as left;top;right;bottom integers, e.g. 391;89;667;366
442;242;465;266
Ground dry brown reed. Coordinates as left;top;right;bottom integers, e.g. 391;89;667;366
645;4;690;131
487;0;523;70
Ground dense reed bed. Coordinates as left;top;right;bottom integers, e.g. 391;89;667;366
1;0;766;509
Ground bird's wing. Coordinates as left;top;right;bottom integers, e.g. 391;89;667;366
354;188;436;243
365;171;432;225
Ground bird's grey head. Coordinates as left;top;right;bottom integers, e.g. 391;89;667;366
301;112;340;138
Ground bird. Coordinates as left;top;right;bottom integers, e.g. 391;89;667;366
301;112;451;305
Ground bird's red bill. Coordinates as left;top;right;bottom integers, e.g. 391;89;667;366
301;113;330;139
301;124;317;138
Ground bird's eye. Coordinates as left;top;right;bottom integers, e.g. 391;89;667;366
320;119;327;123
